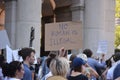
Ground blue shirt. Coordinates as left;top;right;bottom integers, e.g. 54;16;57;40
87;58;106;80
87;58;105;71
22;64;32;80
113;63;120;79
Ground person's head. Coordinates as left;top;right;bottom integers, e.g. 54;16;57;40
72;57;86;73
18;47;35;65
48;51;58;58
69;54;77;68
115;48;120;53
50;57;69;77
2;61;24;79
46;51;58;68
1;63;9;77
46;57;55;68
83;49;93;57
37;57;41;64
113;52;120;62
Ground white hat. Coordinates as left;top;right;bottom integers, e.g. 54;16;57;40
77;53;87;62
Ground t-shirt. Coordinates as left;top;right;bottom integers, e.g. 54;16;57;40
113;63;120;79
9;78;20;80
68;74;88;80
22;64;32;80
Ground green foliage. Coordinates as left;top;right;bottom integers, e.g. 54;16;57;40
115;25;120;47
115;0;120;18
115;0;120;48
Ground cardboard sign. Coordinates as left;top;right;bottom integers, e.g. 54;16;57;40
97;41;108;54
0;30;10;49
45;21;82;51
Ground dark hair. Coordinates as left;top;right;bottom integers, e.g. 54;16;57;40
83;49;93;57
73;66;82;72
113;52;120;62
1;61;22;77
46;53;56;68
0;55;5;67
69;54;77;62
18;47;35;60
115;48;120;53
46;57;53;68
1;63;9;77
69;54;77;68
106;59;112;68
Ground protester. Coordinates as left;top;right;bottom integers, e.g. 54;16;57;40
48;57;69;80
2;61;24;80
47;76;67;80
67;57;88;80
41;51;57;80
83;49;106;78
107;52;120;80
35;57;42;80
77;53;99;79
35;57;42;74
18;47;35;80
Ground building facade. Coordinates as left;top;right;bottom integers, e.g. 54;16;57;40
0;0;115;58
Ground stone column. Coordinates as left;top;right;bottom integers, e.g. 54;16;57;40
71;0;84;22
5;0;17;49
16;0;41;57
71;0;84;54
84;0;115;58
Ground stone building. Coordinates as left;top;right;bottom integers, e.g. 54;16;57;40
0;0;115;58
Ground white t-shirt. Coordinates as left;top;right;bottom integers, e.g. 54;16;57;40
8;78;20;80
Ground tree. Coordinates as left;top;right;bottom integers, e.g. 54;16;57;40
115;25;120;47
115;0;120;48
115;0;120;18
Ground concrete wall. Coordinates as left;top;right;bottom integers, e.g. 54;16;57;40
84;0;115;58
5;0;115;58
72;0;115;58
5;0;41;57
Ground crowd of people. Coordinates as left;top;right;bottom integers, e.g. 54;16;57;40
0;47;120;80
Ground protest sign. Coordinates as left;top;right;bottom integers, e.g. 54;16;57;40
45;21;82;51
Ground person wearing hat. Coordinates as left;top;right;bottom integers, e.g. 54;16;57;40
77;53;99;79
67;57;88;80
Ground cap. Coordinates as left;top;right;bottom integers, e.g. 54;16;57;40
77;53;87;62
72;57;86;68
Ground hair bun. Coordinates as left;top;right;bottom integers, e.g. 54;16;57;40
18;49;23;57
